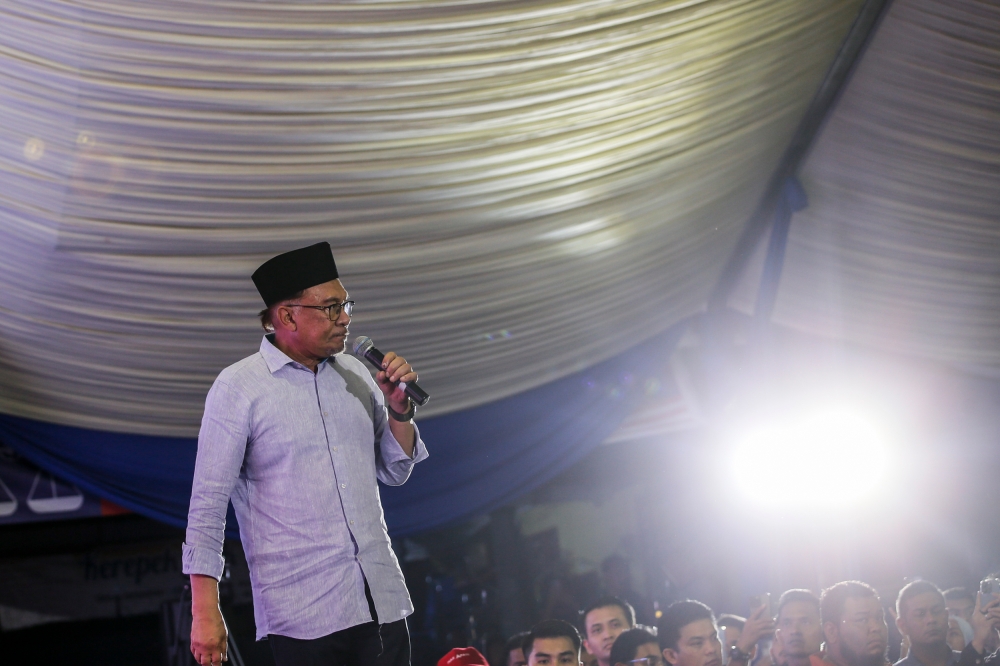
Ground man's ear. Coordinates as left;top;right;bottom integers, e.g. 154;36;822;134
823;622;838;647
895;613;907;638
276;305;297;332
663;647;680;666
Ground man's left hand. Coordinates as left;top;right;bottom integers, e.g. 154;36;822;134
375;351;417;412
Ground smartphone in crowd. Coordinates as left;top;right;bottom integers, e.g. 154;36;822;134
749;592;774;666
750;593;773;617
981;577;1000;609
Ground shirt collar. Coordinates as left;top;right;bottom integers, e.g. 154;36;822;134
260;334;335;374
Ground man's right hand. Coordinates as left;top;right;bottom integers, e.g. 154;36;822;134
738;605;777;654
970;592;1000;655
191;607;228;666
190;574;228;666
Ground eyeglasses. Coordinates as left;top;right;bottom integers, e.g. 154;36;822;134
286;300;354;320
629;657;665;666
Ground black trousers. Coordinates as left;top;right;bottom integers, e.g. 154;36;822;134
268;580;410;666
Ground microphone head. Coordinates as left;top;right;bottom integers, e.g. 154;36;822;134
352;335;374;356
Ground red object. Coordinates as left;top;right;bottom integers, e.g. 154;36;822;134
100;498;131;516
437;647;489;666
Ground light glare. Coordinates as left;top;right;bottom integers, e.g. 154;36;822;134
730;408;889;509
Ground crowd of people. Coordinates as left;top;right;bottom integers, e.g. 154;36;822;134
436;578;1000;666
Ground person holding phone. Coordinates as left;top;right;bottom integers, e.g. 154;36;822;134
980;580;1000;656
955;585;1000;666
728;598;778;666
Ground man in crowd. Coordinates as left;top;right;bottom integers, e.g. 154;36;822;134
775;590;825;666
656;599;774;666
602;555;656;626
944;590;976;626
820;581;889;666
183;243;428;666
610;628;662;666
955;592;1000;666
894;581;957;666
657;600;723;666
507;631;530;666
524;619;585;666
583;596;637;666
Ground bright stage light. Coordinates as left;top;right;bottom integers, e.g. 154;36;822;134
729;407;890;509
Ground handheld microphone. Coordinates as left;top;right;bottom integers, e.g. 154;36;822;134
352;336;430;406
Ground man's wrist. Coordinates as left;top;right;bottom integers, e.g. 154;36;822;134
730;646;753;663
192;605;221;619
387;399;415;422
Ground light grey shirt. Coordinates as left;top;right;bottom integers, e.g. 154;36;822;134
182;335;428;640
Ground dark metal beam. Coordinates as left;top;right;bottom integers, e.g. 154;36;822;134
707;0;895;311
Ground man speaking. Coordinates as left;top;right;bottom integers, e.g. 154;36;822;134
182;242;428;666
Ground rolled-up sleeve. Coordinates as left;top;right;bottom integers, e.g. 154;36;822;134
182;379;251;580
376;419;428;486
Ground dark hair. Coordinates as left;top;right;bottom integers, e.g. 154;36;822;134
609;628;659;665
778;589;821;619
523;619;582;660
582;596;636;635
820;581;880;625
943;587;974;602
505;631;530;655
258;289;305;331
717;614;746;631
896;580;944;617
657;600;715;652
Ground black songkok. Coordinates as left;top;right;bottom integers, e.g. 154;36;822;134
252;242;339;307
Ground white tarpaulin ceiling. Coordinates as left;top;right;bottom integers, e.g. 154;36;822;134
7;0;996;443
731;0;1000;376
0;0;865;436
